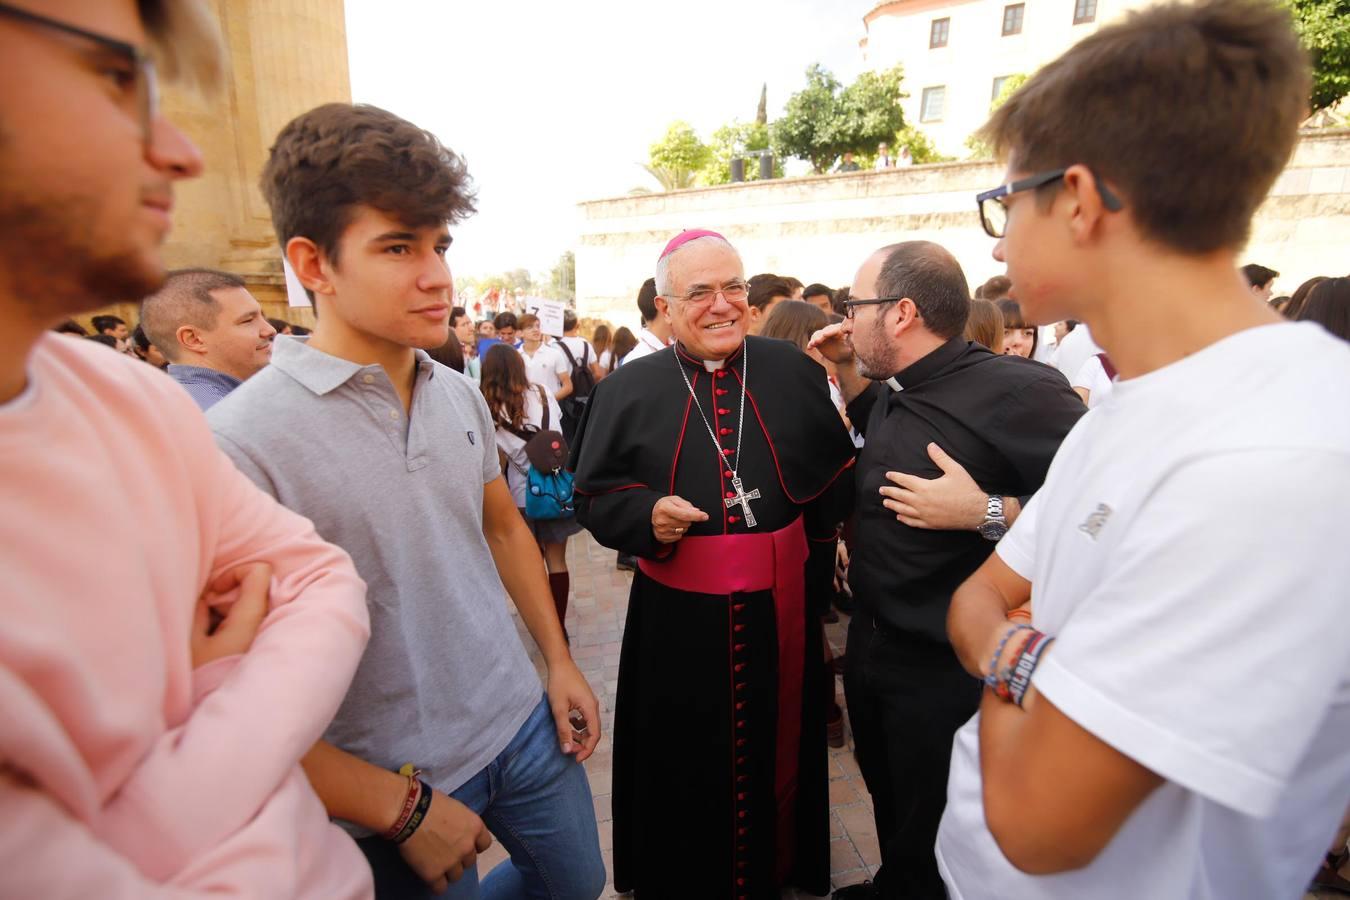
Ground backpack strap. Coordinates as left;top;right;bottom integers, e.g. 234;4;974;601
1097;352;1118;381
537;384;551;431
557;339;578;369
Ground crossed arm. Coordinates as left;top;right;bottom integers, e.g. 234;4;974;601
947;553;1163;874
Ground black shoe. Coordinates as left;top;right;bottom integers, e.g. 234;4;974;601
832;882;875;900
833;590;854;615
616;553;636;572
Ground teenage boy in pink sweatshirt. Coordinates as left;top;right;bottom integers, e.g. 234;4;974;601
0;2;374;896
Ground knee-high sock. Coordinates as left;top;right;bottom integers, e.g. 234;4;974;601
548;571;570;635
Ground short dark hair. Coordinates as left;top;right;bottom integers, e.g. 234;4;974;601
781;276;803;293
54;320;88;336
1296;276;1350;341
748;276;794;312
86;334;120;349
637;278;659;323
91;315;126;334
979;0;1309;255
131;323;154;353
266;317;291;334
1241;263;1279;288
493;311;518;330
290;324;311;336
975;275;1012;300
450;306;469;328
875;242;971;340
140;268;248;363
260;104;475;293
803;283;833;301
832;286;850;315
426;330;466;373
564;309;579;331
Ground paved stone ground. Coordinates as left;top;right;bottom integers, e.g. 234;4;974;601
479;532;1347;900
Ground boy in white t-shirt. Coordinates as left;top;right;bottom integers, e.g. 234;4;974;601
935;3;1350;899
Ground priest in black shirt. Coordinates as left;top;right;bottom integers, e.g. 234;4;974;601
811;241;1084;900
569;230;856;899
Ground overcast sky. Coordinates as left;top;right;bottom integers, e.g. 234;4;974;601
345;0;875;282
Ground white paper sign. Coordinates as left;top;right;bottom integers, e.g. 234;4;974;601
531;299;566;338
283;257;310;308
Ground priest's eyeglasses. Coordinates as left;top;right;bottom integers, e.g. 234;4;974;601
976;168;1124;238
843;296;905;319
672;280;751;307
0;2;160;149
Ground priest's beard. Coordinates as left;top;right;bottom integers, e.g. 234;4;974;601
0;165;164;320
854;316;898;381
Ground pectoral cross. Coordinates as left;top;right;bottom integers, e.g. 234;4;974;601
724;476;761;529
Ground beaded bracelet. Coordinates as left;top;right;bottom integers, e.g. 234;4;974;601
984;624;1033;687
393;780;433;845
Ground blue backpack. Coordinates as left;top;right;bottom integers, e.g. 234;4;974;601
509;387;576;521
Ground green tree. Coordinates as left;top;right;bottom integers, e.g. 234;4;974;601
699;119;784;186
547;251;576;304
645;121;711;191
893;124;949;164
1285;0;1350;112
965;73;1029;159
774;64;906;174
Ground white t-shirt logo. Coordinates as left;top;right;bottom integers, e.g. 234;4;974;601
1078;503;1113;540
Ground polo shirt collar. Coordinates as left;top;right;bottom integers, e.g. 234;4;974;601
270;335;434;396
892;335;969;391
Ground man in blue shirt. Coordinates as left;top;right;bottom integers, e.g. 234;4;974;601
140;268;276;410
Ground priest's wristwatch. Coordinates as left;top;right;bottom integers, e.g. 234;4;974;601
977;494;1008;541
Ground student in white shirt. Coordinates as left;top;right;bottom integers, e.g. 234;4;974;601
620;278;671;364
517;314;572;402
936;4;1350;900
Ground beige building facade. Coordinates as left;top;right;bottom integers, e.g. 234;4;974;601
576;130;1350;329
79;0;350;333
861;0;1152;157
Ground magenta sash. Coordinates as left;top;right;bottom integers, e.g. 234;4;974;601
638;516;808;880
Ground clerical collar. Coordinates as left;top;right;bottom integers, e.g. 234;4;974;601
890;336;968;391
675;341;744;373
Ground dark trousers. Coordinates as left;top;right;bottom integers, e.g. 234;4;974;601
842;615;982;900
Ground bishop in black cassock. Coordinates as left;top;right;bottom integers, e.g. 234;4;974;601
569;230;856;900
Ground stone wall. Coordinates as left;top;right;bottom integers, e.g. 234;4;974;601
576;130;1350;330
76;0;350;333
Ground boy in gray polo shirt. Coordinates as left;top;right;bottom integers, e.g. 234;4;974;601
208;103;604;900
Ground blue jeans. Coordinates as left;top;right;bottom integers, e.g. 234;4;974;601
358;696;605;900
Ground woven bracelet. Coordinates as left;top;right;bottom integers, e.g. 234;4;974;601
394;780;433;845
984;624;1033;687
1009;635;1054;708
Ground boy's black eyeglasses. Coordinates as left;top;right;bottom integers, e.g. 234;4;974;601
976;168;1124;238
0;2;158;147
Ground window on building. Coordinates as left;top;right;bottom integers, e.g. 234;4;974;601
921;86;946;123
1074;0;1097;23
930;17;950;48
1002;3;1025;35
991;75;1012;102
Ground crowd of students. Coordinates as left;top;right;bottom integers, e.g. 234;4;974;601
4;1;1350;900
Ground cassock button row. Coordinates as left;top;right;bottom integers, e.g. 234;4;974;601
718;408;730;415
734;603;746;612
724;470;735;479
736;719;746;729
736;739;747;747
734;643;746;652
716;370;727;379
719;427;734;436
716;388;729;396
735;701;745;710
734;663;746;672
725;491;736;499
728;515;740;524
737;756;747;765
722;448;735;455
734;624;746;632
738;811;747;819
